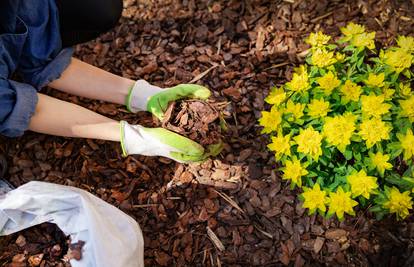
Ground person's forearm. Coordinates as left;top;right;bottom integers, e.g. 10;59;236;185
48;58;135;105
29;93;120;141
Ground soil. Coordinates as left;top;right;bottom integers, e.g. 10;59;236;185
1;0;414;266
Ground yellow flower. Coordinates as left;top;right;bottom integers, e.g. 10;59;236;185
368;151;392;176
340;22;366;37
340;80;362;102
317;71;341;95
268;134;291;160
294;65;307;75
361;94;391;118
306;31;331;47
397;129;414;161
347;170;378;199
294;126;323;161
282;158;308;187
265;86;286;106
301;183;327;214
335;53;345;62
383;187;413;220
364;73;385;88
399;95;414;122
286;68;310;93
399;83;412;98
327;187;358;220
284;100;305;121
382;48;413;73
311;48;337;68
359;118;391;148
259;107;282;134
311;102;331;119
351;32;376;49
397;35;414;53
307;99;330;119
382;88;395;100
323;113;356;153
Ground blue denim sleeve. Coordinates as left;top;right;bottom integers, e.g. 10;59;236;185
20;47;74;89
0;78;38;137
17;0;74;89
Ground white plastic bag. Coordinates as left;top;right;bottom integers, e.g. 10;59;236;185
0;181;144;267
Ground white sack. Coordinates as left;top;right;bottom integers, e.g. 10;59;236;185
0;181;144;267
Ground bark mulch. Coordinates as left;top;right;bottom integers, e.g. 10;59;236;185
0;223;84;267
1;0;414;266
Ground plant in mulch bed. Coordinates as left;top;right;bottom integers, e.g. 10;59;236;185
259;22;414;221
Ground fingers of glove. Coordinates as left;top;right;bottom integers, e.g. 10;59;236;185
170;141;224;163
143;127;205;156
169;84;211;99
204;142;224;157
147;85;211;120
147;99;169;120
169;151;206;163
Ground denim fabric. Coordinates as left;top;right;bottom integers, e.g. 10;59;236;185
0;0;73;137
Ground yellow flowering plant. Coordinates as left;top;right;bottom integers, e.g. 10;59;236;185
259;23;414;221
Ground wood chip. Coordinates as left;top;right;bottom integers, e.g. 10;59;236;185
206;226;225;252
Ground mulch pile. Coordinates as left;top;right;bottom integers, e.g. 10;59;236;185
1;0;414;266
0;223;84;266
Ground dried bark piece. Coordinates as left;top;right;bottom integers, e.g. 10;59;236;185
65;241;85;261
206;226;225;252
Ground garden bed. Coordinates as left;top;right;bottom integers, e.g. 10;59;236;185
1;0;414;266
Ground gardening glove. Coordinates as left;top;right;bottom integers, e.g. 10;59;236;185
120;121;221;163
126;80;211;120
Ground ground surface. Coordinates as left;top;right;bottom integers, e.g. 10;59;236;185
1;0;414;266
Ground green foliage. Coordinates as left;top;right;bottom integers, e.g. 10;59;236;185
259;23;414;220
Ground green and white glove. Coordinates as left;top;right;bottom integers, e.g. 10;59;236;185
120;121;222;163
126;80;211;120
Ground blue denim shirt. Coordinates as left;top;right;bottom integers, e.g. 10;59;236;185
0;0;73;137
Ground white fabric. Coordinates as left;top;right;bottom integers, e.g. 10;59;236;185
129;80;162;112
0;181;144;267
0;179;13;199
122;122;179;161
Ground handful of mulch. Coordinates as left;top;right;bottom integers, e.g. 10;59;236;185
159;99;227;155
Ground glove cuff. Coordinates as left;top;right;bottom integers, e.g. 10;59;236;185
120;121;147;157
120;121;128;157
120;121;156;157
126;80;163;113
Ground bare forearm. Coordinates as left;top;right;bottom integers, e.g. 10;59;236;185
48;58;135;105
29;94;120;141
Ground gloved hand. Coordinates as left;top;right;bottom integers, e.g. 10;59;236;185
126;80;211;120
120;121;222;163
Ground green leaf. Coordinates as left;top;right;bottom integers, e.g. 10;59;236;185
354;152;362;162
369;205;383;213
344;149;353;160
319;157;328;166
402;69;412;78
307;171;318;178
327;44;337;50
384;173;413;191
390;148;403;160
356;56;365;70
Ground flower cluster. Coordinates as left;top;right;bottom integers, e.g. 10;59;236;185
260;23;414;221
